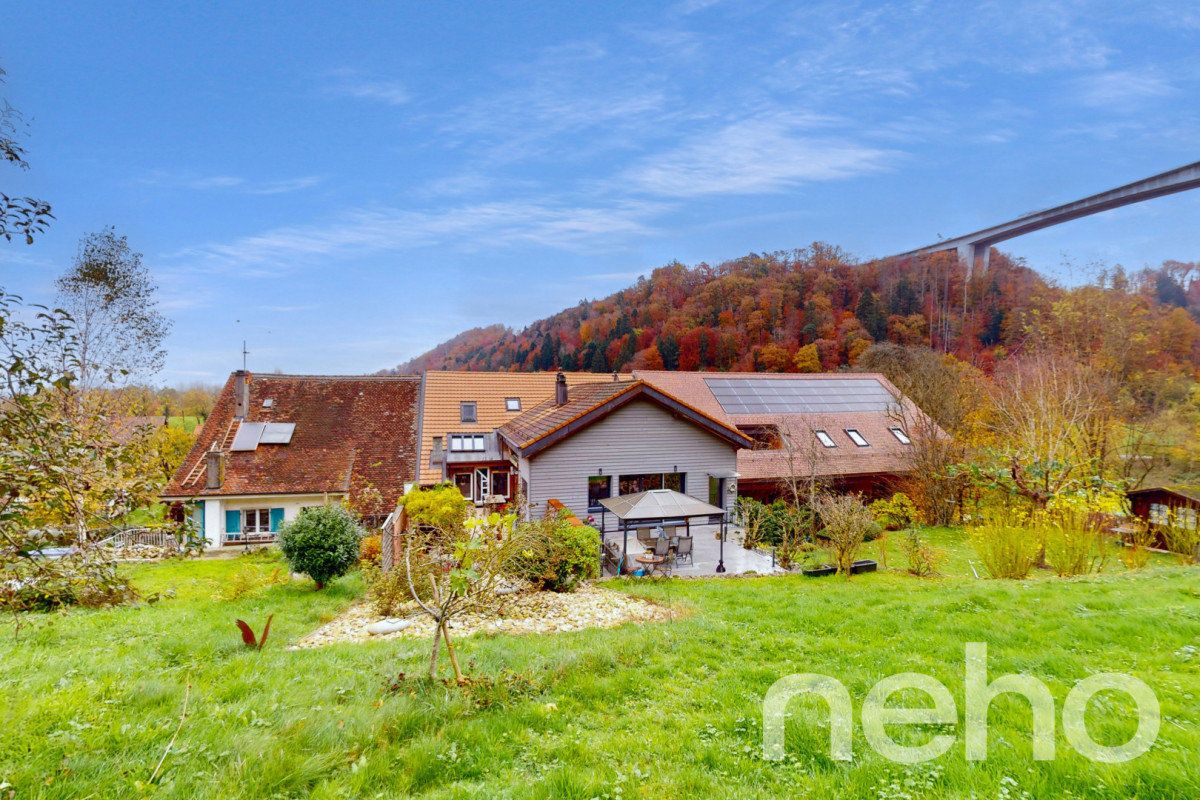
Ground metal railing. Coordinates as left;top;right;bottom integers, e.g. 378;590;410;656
95;528;181;552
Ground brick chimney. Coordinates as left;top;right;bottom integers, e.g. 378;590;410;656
234;370;250;419
205;448;223;489
555;371;568;406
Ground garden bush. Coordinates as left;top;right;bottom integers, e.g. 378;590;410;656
813;493;876;578
278;505;362;590
1042;513;1108;577
509;513;599;592
970;522;1040;579
870;492;922;531
1119;524;1155;570
359;534;382;565
399;483;469;537
361;562;415;616
1160;522;1200;565
900;530;946;577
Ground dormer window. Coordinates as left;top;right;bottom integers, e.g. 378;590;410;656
845;429;869;447
890;427;912;445
449;434;486;452
505;397;521;412
815;430;836;448
460;401;477;423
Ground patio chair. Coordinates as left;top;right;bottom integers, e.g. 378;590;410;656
675;536;694;565
654;536;671;557
636;527;655;546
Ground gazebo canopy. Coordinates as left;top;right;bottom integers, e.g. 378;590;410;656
599;489;724;521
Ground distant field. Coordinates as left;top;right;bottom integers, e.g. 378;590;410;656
3;530;1198;798
168;415;203;433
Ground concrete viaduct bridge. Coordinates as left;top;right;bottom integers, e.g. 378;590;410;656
896;160;1200;277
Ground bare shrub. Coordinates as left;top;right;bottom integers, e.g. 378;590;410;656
900;530;947;577
813;494;875;578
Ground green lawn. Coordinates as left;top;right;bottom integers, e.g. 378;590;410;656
167;415;203;434
2;531;1199;798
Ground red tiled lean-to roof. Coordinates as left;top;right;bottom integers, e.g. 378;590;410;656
163;373;419;516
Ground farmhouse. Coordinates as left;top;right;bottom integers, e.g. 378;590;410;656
631;371;927;501
165;367;935;547
495;375;752;522
162;371;419;547
414;370;629;505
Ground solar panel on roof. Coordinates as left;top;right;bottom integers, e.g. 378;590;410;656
703;377;896;414
260;422;295;444
231;422;266;451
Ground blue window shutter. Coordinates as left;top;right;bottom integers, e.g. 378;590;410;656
269;508;285;532
225;510;241;533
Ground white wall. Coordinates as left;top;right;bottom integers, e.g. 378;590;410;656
201;494;342;546
523;399;737;524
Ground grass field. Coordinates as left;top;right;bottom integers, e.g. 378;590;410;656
2;529;1198;798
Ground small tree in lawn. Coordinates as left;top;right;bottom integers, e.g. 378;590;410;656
279;505;362;590
401;505;534;682
814;493;877;579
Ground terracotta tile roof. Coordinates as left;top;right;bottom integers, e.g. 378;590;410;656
497;379;752;456
163;373;419;516
415;371;628;484
632;370;934;481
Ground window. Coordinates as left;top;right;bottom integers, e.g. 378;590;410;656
491;469;510;498
1151;502;1198;529
845;429;869;447
618;472;685;495
889;427;912;445
243;508;270;534
588;475;611;510
505;397;521;412
815;430;836;448
460;401;477;423
449;433;485;452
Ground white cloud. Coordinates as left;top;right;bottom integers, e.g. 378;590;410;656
1076;69;1176;109
324;69;410;105
139;172;322;195
623;115;891;197
171;199;668;272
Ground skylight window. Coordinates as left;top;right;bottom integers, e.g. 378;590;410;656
815;430;836;448
460;401;477;423
505;397;521;412
890;427;912;445
262;398;274;408
845;429;869;447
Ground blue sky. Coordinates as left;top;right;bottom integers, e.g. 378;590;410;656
2;1;1199;384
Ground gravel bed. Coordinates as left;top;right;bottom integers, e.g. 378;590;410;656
289;584;675;650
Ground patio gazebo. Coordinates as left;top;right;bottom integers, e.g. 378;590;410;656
598;489;730;574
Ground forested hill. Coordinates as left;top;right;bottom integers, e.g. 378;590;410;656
389;244;1200;376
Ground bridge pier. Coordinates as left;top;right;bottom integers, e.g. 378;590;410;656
955;242;990;280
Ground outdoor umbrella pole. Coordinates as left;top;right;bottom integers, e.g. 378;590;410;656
716;516;726;573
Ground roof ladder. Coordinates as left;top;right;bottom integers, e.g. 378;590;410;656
182;418;238;486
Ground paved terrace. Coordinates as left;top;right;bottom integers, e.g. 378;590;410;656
599;522;778;577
